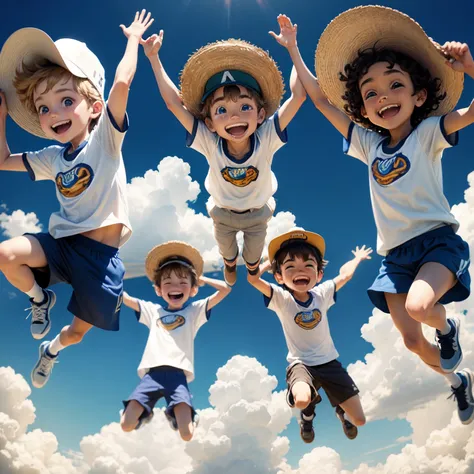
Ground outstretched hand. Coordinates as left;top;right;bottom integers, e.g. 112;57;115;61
442;41;474;73
351;245;373;261
141;30;164;58
269;14;297;49
120;9;154;40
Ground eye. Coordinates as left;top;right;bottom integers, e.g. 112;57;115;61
63;97;74;107
38;105;49;115
241;104;252;112
391;81;403;89
216;106;227;115
364;90;376;100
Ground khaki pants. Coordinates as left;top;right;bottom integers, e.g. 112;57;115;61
209;203;273;265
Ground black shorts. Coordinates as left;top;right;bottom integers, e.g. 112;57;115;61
286;360;359;407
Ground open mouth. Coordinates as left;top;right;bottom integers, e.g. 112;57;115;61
377;104;400;119
293;276;310;286
168;292;184;301
51;120;72;134
225;122;249;138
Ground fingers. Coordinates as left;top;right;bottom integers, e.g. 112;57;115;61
268;30;278;40
134;11;139;22
139;9;146;22
159;29;164;40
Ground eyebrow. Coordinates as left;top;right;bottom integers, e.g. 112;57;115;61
34;87;74;105
359;68;404;89
211;94;252;107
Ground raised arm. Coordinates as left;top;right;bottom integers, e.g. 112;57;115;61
0;92;27;172
142;30;195;134
269;14;351;139
108;10;155;129
333;245;372;291
198;275;231;310
123;291;140;313
276;66;306;131
441;42;474;134
247;260;273;298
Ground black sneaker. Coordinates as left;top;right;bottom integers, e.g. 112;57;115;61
435;317;462;373
335;406;358;440
449;369;474;425
298;412;315;443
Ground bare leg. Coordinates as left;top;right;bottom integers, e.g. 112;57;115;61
121;400;145;432
0;235;47;292
292;381;312;410
58;316;94;348
339;395;366;426
173;402;194;441
386;293;444;374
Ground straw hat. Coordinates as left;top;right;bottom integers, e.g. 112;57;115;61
315;5;463;119
145;241;204;281
0;28;105;138
180;39;284;117
268;227;326;263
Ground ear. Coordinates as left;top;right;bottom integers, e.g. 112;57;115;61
91;100;104;119
205;117;216;132
415;88;427;107
257;107;266;124
154;284;162;297
316;270;324;283
190;285;199;298
274;272;284;285
361;104;368;118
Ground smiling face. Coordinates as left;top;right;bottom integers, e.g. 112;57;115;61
204;85;266;143
155;264;198;310
33;76;102;148
358;61;427;134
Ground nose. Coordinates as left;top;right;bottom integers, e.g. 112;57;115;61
378;94;388;103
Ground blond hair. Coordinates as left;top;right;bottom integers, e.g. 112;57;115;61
14;60;102;130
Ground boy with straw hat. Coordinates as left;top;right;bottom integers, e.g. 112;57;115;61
140;29;306;286
271;7;474;424
248;227;372;443
121;241;231;440
0;10;154;389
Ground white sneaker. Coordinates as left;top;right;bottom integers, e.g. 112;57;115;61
28;290;56;340
31;341;58;388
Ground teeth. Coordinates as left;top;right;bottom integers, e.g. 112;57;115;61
378;104;399;116
225;123;247;131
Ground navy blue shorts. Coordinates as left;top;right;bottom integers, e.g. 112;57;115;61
123;366;195;423
368;226;470;314
27;232;124;331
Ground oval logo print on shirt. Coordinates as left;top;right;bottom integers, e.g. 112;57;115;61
158;314;186;331
221;166;259;187
55;164;94;198
371;154;410;186
294;309;322;330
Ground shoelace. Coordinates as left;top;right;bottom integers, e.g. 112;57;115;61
436;330;457;359
24;299;48;324
37;352;58;377
448;383;470;411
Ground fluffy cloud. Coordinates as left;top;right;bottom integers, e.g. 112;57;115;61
121;156;296;278
0;210;42;239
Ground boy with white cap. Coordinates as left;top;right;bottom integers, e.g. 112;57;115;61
141;30;306;286
271;7;474;424
121;241;231;440
0;10;154;388
248;227;372;443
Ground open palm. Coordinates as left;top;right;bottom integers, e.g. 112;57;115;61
120;9;154;39
352;245;373;261
269;14;297;49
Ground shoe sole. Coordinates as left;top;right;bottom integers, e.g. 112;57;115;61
31;292;56;340
31;342;50;389
223;268;237;287
459;369;474;425
335;408;358;440
440;317;463;374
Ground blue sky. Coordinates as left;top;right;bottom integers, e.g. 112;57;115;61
1;0;474;470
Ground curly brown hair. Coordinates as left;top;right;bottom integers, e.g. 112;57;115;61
339;47;446;135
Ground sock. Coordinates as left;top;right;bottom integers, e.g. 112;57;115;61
48;334;65;356
446;371;462;388
301;412;314;421
26;282;45;303
438;319;453;336
224;262;236;272
247;266;259;276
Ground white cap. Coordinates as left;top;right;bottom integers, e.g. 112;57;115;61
0;28;105;137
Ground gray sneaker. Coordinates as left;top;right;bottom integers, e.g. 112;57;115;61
31;341;58;389
436;316;462;373
28;290;56;340
450;369;474;425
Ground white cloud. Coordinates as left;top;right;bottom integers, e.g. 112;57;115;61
121;156;296;278
0;210;42;239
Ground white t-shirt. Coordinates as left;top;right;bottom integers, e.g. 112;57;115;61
265;281;339;366
135;298;210;382
186;114;287;212
344;116;458;255
23;107;132;247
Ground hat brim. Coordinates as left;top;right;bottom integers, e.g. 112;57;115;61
315;6;464;122
145;241;204;281
0;28;82;138
268;230;326;263
180;39;285;117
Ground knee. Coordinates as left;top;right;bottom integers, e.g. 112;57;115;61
402;334;425;354
66;330;85;345
180;429;193;442
120;419;136;432
405;298;432;322
294;394;311;410
0;245;13;270
351;414;366;426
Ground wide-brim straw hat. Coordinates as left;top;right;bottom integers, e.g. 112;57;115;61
180;39;284;117
268;227;326;263
0;28;105;138
315;5;463;120
145;241;204;281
